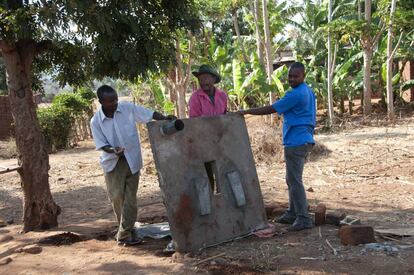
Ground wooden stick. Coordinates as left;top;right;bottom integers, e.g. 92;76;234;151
319;226;322;238
325;239;338;255
378;234;414;245
193;252;226;266
0;166;21;175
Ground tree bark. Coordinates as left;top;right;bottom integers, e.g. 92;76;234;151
327;0;335;126
232;8;248;63
363;48;372;115
253;0;264;66
348;96;354;115
339;96;345;115
262;0;275;122
362;0;372;115
174;39;187;118
0;39;60;232
386;0;397;121
170;33;194;118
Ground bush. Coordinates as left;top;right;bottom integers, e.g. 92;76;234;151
76;87;96;103
38;90;94;151
52;92;89;118
37;105;73;150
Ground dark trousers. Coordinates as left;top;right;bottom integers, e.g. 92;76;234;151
284;144;313;221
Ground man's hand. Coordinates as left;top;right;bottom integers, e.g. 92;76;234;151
166;115;177;121
153;111;177;121
114;147;125;157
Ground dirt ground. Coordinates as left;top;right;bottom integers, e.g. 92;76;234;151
0;115;413;274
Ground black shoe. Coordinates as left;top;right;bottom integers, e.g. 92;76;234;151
287;219;313;231
117;235;143;246
276;213;296;224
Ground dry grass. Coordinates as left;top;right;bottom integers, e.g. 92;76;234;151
246;117;284;164
0;138;18;159
245;116;331;164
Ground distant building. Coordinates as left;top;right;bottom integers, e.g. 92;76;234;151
401;61;414;102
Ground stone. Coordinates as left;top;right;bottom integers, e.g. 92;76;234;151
184;252;195;259
314;204;326;226
307;187;314;192
0;235;13;243
339;225;376;245
0;219;6;228
6;218;14;225
325;212;347;226
20;244;43;254
0;257;12;265
340;216;361;226
172;252;185;262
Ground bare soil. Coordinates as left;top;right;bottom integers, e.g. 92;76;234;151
1;116;413;274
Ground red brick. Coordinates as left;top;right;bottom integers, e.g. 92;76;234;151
314;203;326;226
339;225;376;245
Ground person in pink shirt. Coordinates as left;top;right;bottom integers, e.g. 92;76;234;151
188;64;228;118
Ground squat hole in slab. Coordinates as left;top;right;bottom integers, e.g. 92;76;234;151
204;161;220;194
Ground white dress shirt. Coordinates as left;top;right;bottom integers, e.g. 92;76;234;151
90;101;154;174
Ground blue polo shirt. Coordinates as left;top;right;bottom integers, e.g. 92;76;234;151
272;83;316;147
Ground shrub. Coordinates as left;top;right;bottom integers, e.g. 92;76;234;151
76;87;96;103
52;92;89;118
37;105;73;150
38;90;94;151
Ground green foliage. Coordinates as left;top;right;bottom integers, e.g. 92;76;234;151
401;80;414;92
37;91;93;150
1;1;200;85
37;105;73;150
52;93;89;117
76;87;96;103
154;81;175;115
129;77;175;115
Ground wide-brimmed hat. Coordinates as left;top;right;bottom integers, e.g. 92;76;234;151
192;64;221;83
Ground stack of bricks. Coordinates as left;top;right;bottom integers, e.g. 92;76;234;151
0;95;14;140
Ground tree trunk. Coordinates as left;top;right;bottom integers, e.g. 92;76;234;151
253;0;264;66
1;40;60;232
363;48;372;115
172;34;194;118
175;39;186;118
349;96;354;115
339;96;345;115
202;28;210;58
327;0;335;126
176;85;186;119
386;0;397;121
232;8;248;63
262;0;275;122
362;0;372;116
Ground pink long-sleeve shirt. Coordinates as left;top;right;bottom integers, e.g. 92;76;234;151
188;88;228;118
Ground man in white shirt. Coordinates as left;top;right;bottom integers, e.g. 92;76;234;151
90;85;174;246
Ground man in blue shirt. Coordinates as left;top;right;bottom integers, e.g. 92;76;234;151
238;62;316;231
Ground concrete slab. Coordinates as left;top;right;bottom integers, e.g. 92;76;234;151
147;114;267;252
